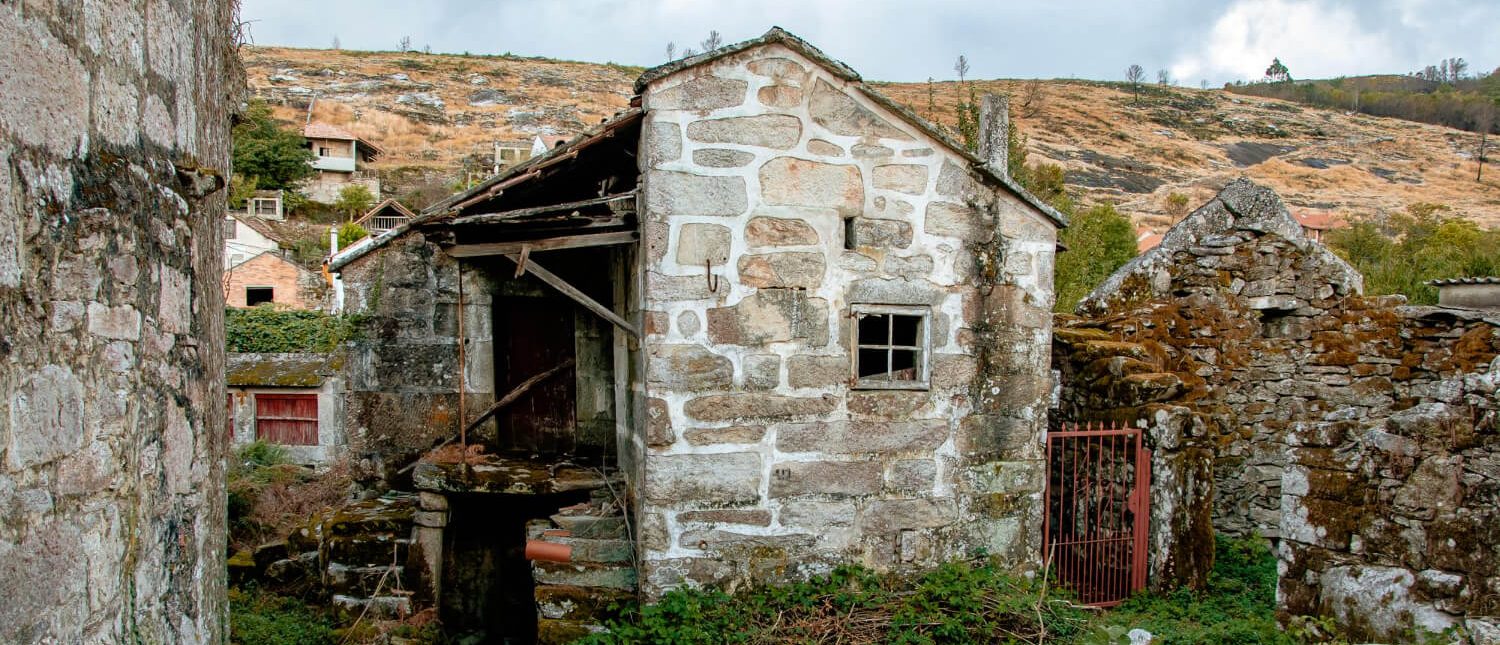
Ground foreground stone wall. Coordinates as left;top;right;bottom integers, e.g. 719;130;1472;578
1056;180;1500;640
635;42;1058;596
0;1;238;641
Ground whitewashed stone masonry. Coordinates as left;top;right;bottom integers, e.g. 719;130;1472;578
633;40;1060;596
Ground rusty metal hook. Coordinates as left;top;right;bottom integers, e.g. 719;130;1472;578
705;259;720;293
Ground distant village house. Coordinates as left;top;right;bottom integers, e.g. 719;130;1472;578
225;251;327;309
303;122;383;203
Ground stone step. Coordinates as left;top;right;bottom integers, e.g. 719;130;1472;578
534;584;634;622
532;561;637;591
325;562;408;596
331;593;412;621
325;534;409;568
552;537;634;564
536;618;606;645
549;513;627;539
321;494;417;537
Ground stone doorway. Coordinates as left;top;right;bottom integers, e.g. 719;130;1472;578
1043;421;1151;606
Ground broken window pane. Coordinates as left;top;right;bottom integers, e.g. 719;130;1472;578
852;306;929;389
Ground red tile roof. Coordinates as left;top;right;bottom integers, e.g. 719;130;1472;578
1137;228;1163;253
302;122;384;158
1293;211;1346;231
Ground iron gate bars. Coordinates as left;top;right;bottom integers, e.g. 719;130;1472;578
1042;421;1150;606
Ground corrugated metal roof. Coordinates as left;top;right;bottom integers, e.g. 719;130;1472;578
1428;277;1500;286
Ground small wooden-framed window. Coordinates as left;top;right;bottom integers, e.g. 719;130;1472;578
851;304;930;390
255;393;319;445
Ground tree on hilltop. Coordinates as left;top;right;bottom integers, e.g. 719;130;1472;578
1264;58;1291;83
1125;64;1145;105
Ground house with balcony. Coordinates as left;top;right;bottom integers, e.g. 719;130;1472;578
352;198;416;235
303;122;383;203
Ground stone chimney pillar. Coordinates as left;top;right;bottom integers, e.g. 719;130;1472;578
978;93;1010;177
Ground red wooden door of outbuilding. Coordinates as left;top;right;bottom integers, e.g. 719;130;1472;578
255;393;319;446
1043;421;1151;606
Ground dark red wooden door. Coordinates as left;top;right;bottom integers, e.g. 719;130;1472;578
255;393;319;445
493;296;576;455
1043;421;1151;606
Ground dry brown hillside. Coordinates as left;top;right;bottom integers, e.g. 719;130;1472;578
244;46;1500;228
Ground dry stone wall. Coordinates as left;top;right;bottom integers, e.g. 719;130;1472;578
0;1;239;641
1055;179;1500;640
635;42;1058;596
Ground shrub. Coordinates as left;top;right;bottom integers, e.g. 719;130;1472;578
1054;203;1139;312
333;184;376;219
580;561;1089;644
229;585;337;645
227;442;351;551
337;222;369;249
232;101;315;192
581;537;1292;645
225;307;362;353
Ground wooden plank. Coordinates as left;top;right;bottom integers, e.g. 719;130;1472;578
450;192;635;226
503;254;640;339
396;358;575;475
445;231;637;258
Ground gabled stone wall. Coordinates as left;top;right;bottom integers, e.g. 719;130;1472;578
0;2;239;641
338;235;492;484
1055;180;1500;640
634;42;1058;596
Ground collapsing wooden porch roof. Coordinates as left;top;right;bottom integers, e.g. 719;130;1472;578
327;108;644;272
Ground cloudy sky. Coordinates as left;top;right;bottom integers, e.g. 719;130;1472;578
240;0;1497;85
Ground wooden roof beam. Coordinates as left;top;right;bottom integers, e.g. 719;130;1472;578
502;252;639;339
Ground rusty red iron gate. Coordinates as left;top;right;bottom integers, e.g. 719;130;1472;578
1043;421;1151;606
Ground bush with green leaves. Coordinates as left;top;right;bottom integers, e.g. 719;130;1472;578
1327;203;1500;305
232;101;315;192
333;184;376;218
225;307;362;353
229;585;337;645
1054;203;1139;312
337;222;369;249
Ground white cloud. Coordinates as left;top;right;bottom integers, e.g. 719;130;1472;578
1169;0;1393;84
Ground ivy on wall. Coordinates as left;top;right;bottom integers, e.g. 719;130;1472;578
225;307;363;353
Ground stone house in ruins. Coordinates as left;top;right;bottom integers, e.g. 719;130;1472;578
1055;179;1500;642
324;27;1064;637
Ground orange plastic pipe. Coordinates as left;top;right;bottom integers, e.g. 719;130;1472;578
525;540;573;563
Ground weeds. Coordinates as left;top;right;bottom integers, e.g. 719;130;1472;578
230;585;338;645
581;560;1088;645
228;442;351;551
581;537;1296;645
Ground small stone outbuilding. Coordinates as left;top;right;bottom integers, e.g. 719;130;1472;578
326;27;1065;638
227;352;348;464
1057;179;1500;641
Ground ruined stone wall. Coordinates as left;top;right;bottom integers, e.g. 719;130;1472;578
634;42;1057;596
338;235;491;484
0;1;239;641
1055;180;1500;639
1277;311;1499;641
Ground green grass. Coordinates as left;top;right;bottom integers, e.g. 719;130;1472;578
1080;537;1288;644
229;585;337;645
579;537;1289;645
